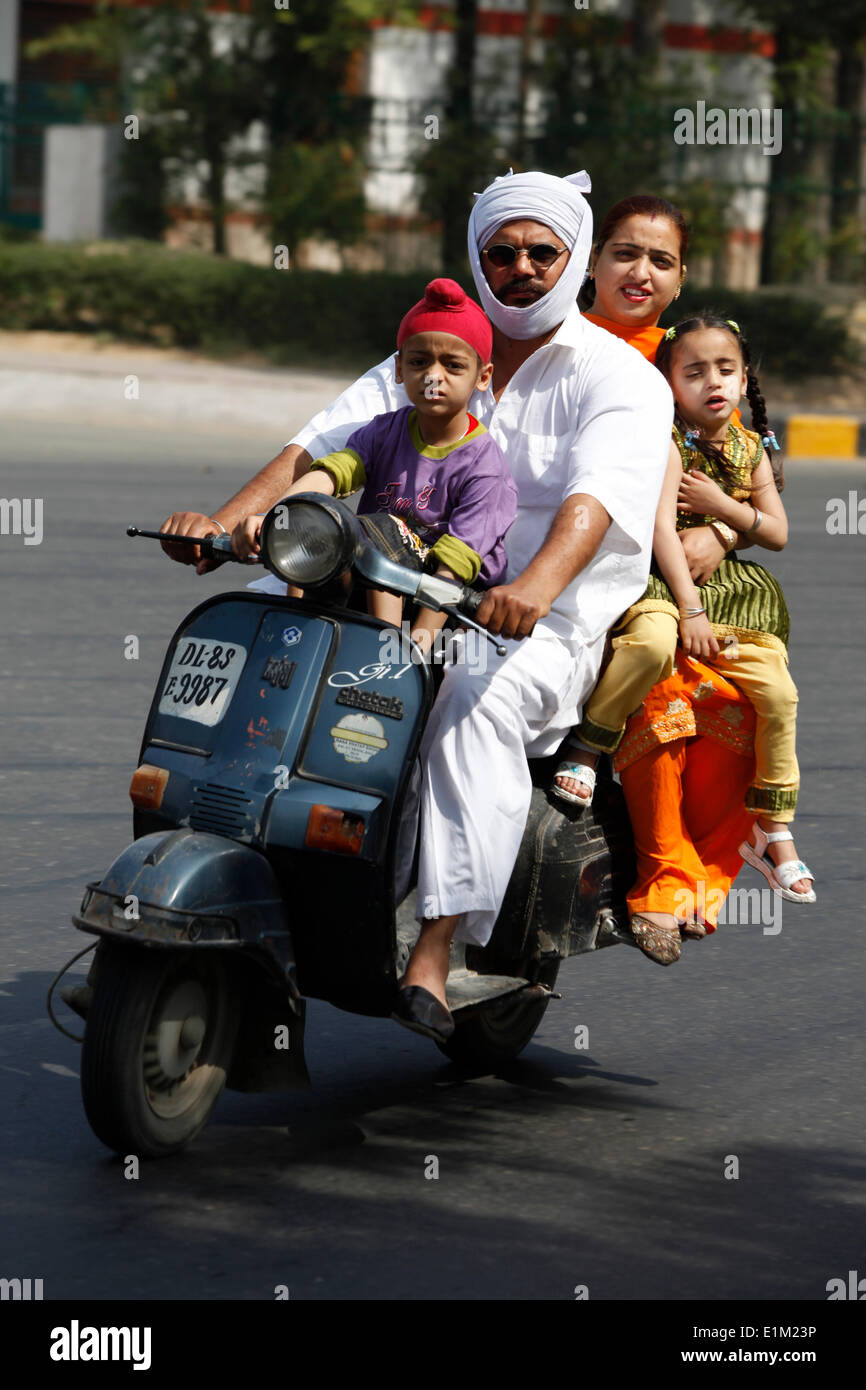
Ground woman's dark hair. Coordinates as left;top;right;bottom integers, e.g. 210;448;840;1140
579;195;689;310
654;314;784;491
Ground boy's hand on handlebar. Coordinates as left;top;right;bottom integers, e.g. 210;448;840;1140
475;580;550;640
231;515;264;561
159;512;225;573
679;612;720;659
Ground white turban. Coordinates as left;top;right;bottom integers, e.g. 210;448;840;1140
467;169;593;339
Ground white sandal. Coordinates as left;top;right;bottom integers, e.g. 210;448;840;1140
739;824;816;903
552;761;597;807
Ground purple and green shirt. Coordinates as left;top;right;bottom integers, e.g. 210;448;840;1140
309;405;518;585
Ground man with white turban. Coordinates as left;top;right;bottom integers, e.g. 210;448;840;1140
160;170;673;1042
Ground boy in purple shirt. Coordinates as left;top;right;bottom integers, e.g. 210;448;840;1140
234;278;518;653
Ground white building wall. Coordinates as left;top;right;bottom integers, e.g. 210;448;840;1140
0;0;18;84
42;125;119;241
364;24;452;216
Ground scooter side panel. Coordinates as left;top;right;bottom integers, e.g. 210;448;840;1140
269;622;430;1014
137;597;428;868
140;598;335;826
296;620;427;805
132;596;432;1013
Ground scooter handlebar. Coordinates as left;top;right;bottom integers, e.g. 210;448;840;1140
127;527;246;566
128;525;505;653
457;586;484;619
443;586;507;659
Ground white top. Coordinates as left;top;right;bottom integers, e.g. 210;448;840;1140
291;307;673;654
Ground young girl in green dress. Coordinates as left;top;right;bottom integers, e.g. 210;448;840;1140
553;315;815;944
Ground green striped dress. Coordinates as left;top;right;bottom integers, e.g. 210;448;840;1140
620;423;790;655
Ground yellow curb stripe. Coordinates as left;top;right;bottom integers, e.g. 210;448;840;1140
785;415;859;459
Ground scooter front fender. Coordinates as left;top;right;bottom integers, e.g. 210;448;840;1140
73;827;297;994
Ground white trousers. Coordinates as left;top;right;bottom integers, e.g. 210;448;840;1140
415;630;597;947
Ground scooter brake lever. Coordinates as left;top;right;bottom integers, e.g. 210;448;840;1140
441;604;507;658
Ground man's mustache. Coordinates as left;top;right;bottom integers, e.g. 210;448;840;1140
494;278;546;303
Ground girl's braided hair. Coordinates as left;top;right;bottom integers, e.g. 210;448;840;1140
654;314;784;492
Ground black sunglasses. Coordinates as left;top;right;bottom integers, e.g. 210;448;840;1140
482;242;568;269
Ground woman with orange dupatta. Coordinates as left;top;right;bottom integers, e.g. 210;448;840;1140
563;194;755;965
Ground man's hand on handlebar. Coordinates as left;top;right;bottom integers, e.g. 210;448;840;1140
475;579;550;641
159;512;226;574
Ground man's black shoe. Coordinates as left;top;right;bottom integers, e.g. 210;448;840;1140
391;985;455;1043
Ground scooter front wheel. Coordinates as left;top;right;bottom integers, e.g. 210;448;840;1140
81;941;236;1159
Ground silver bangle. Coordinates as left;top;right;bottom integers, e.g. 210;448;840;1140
746;506;763;532
210;519;227;535
679;606;705;617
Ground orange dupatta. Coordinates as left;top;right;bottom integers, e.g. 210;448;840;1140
584;312;665;362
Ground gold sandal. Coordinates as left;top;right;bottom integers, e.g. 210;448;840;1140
630;913;682;966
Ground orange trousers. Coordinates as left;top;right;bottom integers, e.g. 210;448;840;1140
619;736;755;932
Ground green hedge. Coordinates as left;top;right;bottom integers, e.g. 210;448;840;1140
0;242;425;366
0;241;855;378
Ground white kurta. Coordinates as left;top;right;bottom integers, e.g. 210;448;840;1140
291;309;673;944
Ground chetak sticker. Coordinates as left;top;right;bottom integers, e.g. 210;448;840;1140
330;713;388;764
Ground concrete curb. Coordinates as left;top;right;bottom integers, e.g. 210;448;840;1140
777;414;865;460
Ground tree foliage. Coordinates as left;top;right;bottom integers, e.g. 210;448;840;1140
526;6;731;258
732;0;866;282
265;140;366;264
412;0;504;271
25;0;411;255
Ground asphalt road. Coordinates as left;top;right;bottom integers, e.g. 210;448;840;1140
1;417;864;1302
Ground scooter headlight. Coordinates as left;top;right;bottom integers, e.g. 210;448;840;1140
260;495;360;587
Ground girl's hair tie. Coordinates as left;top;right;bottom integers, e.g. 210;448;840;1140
663;325;677;340
683;428;701;449
763;429;780;452
725;319;740;333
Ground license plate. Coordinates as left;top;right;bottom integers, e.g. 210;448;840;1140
157;637;248;726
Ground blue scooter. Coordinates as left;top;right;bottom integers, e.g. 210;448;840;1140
57;494;636;1158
